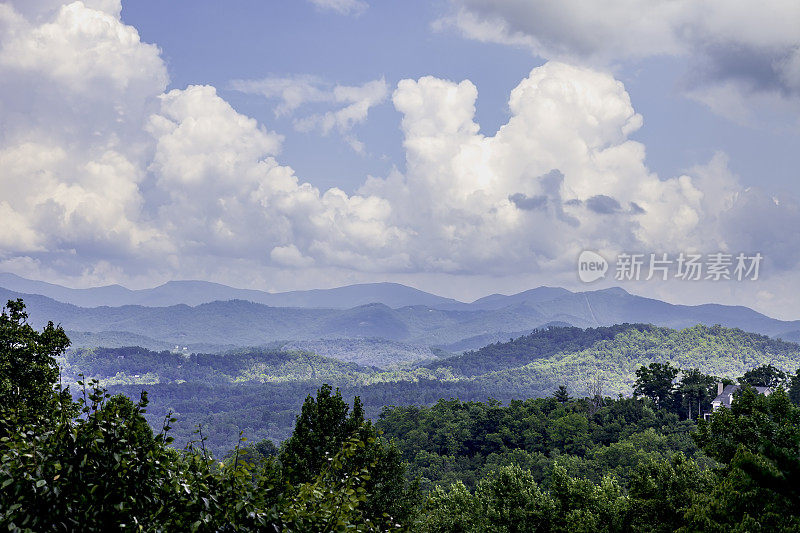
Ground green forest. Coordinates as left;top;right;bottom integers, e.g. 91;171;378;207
4;298;800;531
57;320;800;455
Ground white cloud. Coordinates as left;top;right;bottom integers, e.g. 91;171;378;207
307;0;368;16
0;2;165;96
230;75;327;116
361;63;715;275
442;0;800;122
145;84;408;268
0;1;168;266
230;75;388;152
293;79;388;135
3;0;121;21
271;244;314;268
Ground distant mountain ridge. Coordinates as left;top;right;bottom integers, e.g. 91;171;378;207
3;281;800;353
0;274;634;312
0;273;465;309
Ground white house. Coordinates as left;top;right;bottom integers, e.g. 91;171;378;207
703;382;772;420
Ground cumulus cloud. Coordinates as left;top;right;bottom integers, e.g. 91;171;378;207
0;2;404;280
441;0;800;122
145;84;408;270
230;75;387;153
360;62;717;274
0;0;169;268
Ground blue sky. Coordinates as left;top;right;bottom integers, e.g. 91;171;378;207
1;0;800;317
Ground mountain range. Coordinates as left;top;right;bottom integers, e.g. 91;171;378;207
3;274;800;353
0;273;464;309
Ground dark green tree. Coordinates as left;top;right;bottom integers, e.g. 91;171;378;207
634;363;678;410
280;384;366;484
675;369;716;420
553;385;571;403
627;453;712;533
280;384;419;528
0;298;71;428
739;363;787;388
789;368;800;406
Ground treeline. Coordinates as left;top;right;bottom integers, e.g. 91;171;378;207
111;380;509;457
376;395;706;491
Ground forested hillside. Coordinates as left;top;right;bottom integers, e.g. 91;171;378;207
425;324;652;376
64;346;375;386
376;396;709;491
58;323;800;455
466;324;800;397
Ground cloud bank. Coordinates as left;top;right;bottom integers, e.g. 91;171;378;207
1;0;799;316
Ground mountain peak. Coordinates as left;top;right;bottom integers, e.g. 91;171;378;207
587;287;630;296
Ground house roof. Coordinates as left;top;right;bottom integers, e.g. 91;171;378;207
711;384;772;409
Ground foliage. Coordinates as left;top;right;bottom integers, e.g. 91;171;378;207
279;384;420;528
376;394;705;491
417;463;628;533
790;368;800;405
0;299;72;431
0;300;408;532
61;323;800;455
553;385;571;403
675;368;717;421
627;453;713;533
634;362;679;409
689;387;800;531
738;363;788;388
424;324;652;377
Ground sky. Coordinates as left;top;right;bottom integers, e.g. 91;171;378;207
1;0;800;318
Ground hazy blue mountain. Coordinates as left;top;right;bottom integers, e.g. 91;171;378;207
0;273;464;309
778;330;800;343
64;331;174;352
435;321;574;352
263;283;466;309
469;286;572;310
523;287;798;337
0;273;134;308
3;283;800;354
